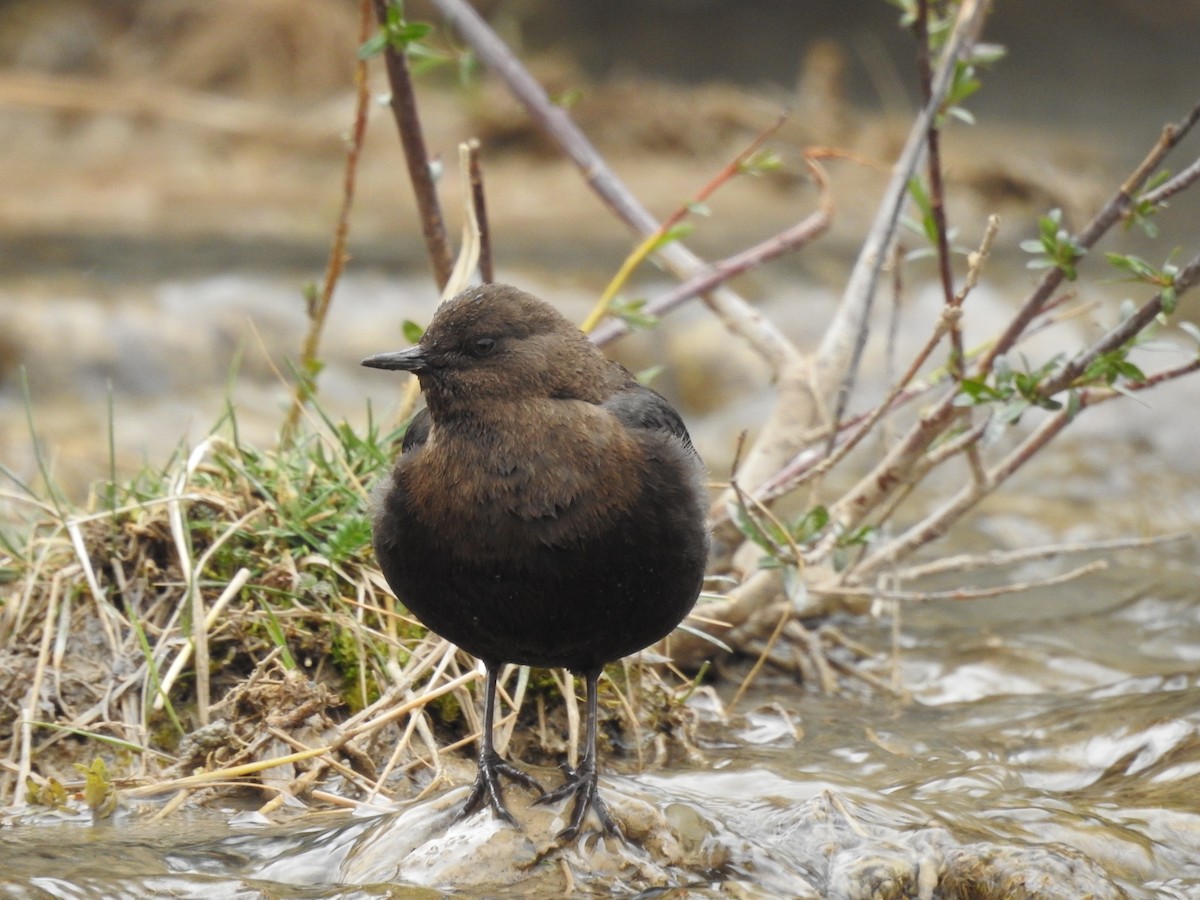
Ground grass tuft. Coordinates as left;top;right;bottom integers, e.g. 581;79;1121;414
0;401;695;814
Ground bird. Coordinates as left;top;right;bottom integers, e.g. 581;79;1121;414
362;283;709;840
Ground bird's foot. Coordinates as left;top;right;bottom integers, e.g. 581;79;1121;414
457;749;544;827
534;760;621;841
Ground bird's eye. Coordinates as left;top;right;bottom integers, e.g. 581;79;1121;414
472;337;497;357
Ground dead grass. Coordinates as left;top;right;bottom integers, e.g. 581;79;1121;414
0;404;698;815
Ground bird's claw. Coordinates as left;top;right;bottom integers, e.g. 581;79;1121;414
533;761;620;841
457;749;544;827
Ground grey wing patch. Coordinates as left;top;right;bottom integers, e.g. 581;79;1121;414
602;385;697;453
401;407;432;454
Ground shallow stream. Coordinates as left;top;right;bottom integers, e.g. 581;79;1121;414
2;264;1199;895
2;536;1199;897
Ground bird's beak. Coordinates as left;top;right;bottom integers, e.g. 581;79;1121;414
361;346;429;373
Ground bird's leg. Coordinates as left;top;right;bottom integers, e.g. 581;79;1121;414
457;662;544;826
534;669;621;841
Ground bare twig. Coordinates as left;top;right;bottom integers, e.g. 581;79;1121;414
440;141;484;299
281;0;374;444
580;114;788;333
913;0;964;376
821;560;1108;603
591;156;833;347
819;101;1200;571
819;0;992;423
371;0;454;290
853;388;1083;574
728;604;791;712
466;139;494;284
426;0;800;370
758;305;961;506
897;532;1193;581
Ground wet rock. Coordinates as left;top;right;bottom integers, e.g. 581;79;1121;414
333;781;725;895
941;842;1130;900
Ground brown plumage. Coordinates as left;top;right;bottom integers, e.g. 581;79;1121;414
363;283;709;840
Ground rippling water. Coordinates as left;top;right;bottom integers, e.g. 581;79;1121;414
3;262;1200;896
3;545;1199;897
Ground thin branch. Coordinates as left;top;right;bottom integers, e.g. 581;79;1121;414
913;0;964;376
956;214;1000;304
427;0;799;369
1138;153;1200;207
466;139;494;284
371;0;454;290
757;306;960;506
897;532;1193;581
854;390;1082;575
590;156;833;347
1126;355;1200;390
976;99;1200;375
818;0;992;419
1038;249;1200;397
282;0;373;444
580;114;788;333
820;560;1108;603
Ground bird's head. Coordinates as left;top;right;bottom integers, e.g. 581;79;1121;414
362;283;614;412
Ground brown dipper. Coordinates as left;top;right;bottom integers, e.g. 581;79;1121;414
362;283;709;840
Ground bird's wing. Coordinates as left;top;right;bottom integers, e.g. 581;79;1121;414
401;407;432;453
602;384;697;453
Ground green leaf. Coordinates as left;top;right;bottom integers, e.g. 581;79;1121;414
947;106;976;126
956;376;1006;405
259;598;298;670
1065;388;1081;421
969;43;1008;66
836;524;875;549
728;501;778;556
1113;359;1146;382
1160;285;1178;316
907;177;937;244
402;319;425;343
648;222;694;253
358;31;389;60
1022;209;1085;280
610;297;660;330
359;2;437;60
1105;252;1155;280
551;87;584;109
737;149;783;176
634;364;665;386
74;758;118;819
790;505;829;544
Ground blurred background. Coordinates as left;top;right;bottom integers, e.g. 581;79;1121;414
1;0;1198;500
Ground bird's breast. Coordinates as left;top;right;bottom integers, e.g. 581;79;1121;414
397;401;646;556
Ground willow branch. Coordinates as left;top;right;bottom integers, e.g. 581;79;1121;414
818;0;992;415
975;99;1200;375
426;0;799;370
371;0;454;291
914;0;964;375
1038;249;1200;397
590;158;832;347
465;139;494;284
282;0;373;444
